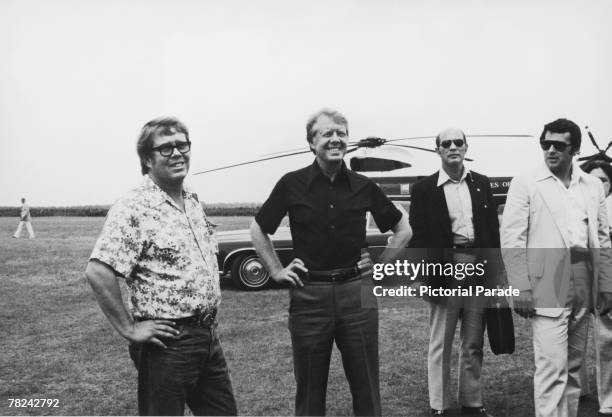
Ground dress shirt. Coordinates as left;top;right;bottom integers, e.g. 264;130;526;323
550;167;589;248
437;167;474;243
90;175;220;318
255;160;402;270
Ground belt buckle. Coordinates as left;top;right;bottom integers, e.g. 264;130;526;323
196;310;214;326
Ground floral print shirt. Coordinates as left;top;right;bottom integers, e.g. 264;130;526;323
90;175;220;318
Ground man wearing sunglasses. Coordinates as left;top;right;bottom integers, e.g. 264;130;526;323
409;128;501;416
501;118;612;417
85;117;237;415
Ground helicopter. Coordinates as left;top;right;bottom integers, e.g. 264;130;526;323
578;126;612;165
193;134;534;206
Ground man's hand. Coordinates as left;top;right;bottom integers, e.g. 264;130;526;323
357;250;373;276
126;319;180;349
271;258;307;287
571;287;589;321
598;292;612;316
513;289;535;318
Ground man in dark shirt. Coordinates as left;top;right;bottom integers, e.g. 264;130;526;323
250;108;412;416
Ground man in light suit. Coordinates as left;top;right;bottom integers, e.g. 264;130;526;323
409;128;500;416
501;118;612;417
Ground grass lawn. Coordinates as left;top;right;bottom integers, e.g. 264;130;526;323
0;217;600;416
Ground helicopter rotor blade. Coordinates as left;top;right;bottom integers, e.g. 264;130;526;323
260;134;534;156
193;149;314;175
260;146;310;157
604;140;612;153
577;153;612;163
384;134;533;145
464;134;533;138
585;126;603;152
386;143;474;162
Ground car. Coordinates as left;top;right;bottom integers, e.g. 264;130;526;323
216;202;409;290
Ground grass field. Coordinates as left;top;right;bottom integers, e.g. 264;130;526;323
0;217;601;416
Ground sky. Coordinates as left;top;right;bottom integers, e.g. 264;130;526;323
1;0;611;206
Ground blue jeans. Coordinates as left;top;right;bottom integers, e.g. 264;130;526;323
129;322;237;416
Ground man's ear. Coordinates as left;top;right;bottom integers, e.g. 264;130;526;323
145;155;153;170
309;141;315;154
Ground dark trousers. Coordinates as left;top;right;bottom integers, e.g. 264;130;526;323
129;323;237;416
288;277;381;416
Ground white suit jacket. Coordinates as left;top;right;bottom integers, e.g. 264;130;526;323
501;162;612;317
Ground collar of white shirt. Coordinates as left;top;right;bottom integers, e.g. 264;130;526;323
535;161;587;186
437;166;471;187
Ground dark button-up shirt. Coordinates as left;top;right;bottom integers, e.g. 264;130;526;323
255;160;402;270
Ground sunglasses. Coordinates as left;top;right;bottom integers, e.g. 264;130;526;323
539;140;569;152
151;141;191;157
439;139;465;148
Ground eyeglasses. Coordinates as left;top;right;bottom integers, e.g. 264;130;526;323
151;141;191;157
439;139;465;148
319;129;347;138
539;140;569;152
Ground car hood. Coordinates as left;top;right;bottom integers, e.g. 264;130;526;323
216;226;293;242
216;226;385;242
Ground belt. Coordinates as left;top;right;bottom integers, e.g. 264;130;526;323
453;243;475;249
298;266;361;283
135;308;218;327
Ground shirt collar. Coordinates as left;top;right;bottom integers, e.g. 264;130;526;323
535;161;586;185
437;166;471;187
306;159;354;190
141;174;196;207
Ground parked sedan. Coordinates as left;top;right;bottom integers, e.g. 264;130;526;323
216;202;408;290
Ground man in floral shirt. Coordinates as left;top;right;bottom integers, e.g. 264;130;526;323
85;117;236;416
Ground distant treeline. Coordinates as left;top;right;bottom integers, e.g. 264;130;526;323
0;203;261;217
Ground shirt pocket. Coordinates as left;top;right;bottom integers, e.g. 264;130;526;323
339;198;369;234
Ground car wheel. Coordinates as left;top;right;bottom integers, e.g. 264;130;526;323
231;253;271;290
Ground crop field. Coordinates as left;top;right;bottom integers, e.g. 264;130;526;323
0;217;601;416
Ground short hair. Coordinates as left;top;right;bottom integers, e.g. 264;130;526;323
305;109;349;145
435;130;467;147
136;117;190;175
580;159;612;181
539;118;581;153
21;197;25;202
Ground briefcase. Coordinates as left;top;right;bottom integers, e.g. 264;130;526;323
485;298;515;355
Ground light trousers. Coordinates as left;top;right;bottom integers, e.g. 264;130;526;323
531;260;591;417
595;312;612;414
428;295;486;411
13;220;35;238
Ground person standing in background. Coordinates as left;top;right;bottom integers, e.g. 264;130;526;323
13;197;35;239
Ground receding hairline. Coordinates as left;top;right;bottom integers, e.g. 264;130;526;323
435;128;467;146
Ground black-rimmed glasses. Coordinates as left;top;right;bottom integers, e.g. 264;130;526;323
439;139;465;148
151;141;191;157
539;140;569;152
